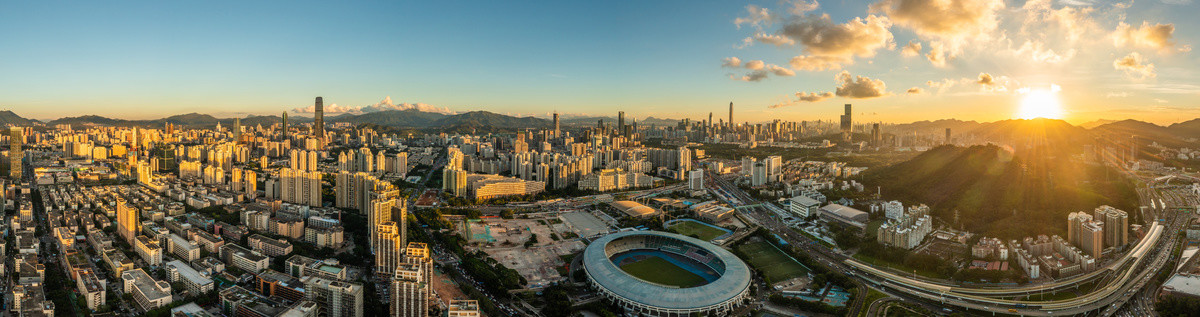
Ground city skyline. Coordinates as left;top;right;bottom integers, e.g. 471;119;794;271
1;0;1197;124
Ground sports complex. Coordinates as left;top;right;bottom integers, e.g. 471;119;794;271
581;230;751;316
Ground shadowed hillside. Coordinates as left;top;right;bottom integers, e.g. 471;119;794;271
862;144;1139;239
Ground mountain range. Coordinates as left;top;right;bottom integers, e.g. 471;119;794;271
13;108;1200;147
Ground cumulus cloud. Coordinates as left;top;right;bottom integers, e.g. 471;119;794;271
1113;21;1177;51
770;91;835;108
735;5;775;29
1113;52;1156;79
721;57;742;68
835;71;888;99
926;79;958;92
906;87;924;94
780;14;894;59
926;42;949;67
901;40;922;57
977;73;996;85
789;55;854;71
767;64;796;76
745;60;766;70
731;70;769;82
292;96;457;115
871;0;1005;51
753;33;796;47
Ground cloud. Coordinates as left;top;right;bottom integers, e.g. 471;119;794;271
926;79;958;92
731;70;769;82
745;60;765;70
780;14;894;59
1105;92;1129;98
977;73;996;85
901;40;922;57
871;0;1005;50
786;0;820;15
835;71;888;99
1113;52;1156;79
1012;40;1076;63
906;87;924;95
926;42;949;67
721;57;742;68
1113;21;1177;51
753;33;795;46
735;5;775;29
292;96;457;115
767;64;796;76
1154;98;1169;103
789;55;853;71
770;91;835;108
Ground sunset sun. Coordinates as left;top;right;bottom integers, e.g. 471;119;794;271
1017;85;1064;120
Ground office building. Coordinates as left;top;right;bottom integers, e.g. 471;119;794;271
314;96;325;142
688;169;704;191
9;126;21;179
122;269;173;312
165;260;214;295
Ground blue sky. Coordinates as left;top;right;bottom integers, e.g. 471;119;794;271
1;0;1197;124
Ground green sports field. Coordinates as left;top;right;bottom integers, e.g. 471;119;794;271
619;256;709;288
667;221;727;241
737;240;810;283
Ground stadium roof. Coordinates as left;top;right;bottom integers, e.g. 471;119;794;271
609;201;658;218
582;230;751;310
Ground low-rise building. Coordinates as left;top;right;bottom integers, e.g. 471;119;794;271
165;260;214;295
122;268;173;312
248;234;294;257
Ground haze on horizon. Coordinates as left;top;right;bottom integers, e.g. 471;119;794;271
0;0;1197;125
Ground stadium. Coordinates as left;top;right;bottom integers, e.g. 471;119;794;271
581;230;751;316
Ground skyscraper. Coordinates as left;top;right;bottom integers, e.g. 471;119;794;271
314;96;325;142
390;263;428;317
9;127;21;180
728;102;733;129
618;111;625;137
282;111;289;139
234;117;242;142
552;112;560;138
945;128;952;145
840;104;852;143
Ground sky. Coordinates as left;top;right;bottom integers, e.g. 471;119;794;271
0;0;1197;125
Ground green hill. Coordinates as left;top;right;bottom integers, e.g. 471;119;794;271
862;144;1139;239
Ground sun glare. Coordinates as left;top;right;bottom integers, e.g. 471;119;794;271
1016;86;1063;120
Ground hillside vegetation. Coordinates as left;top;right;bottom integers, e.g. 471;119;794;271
862;144;1139;238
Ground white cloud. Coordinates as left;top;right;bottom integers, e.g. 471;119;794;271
767;64;796;76
721;57;743;68
1113;21;1178;51
901;40;922;57
835;71;889;99
292;96;457;115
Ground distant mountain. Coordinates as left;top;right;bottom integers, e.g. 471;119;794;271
431;111;550;130
48;115;133;127
861;144;1139;239
1090;119;1193;149
1166;118;1200;140
0;110;39;126
329;109;449;127
1078;119;1117;129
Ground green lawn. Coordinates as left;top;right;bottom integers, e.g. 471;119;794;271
619;256;709;288
737;241;810;283
668;220;727;241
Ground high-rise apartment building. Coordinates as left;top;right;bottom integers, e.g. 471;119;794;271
390;263;428;317
1094;205;1129;248
117;200;140;245
302;275;363;317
